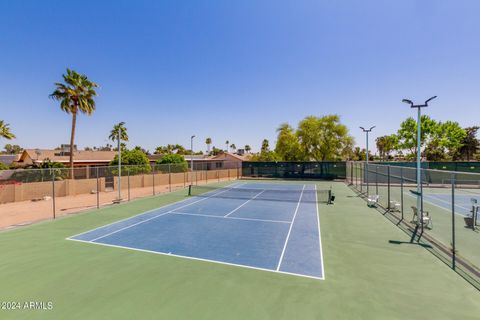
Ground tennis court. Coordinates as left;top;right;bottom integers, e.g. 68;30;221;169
422;191;480;217
68;182;326;279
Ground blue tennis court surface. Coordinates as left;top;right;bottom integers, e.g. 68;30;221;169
68;182;325;279
423;192;480;217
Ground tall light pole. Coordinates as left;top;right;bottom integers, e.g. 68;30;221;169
190;135;195;172
117;125;122;201
360;126;375;194
402;96;437;222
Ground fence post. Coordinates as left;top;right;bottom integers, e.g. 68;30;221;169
183;171;186;188
127;167;131;201
52;170;56;219
152;165;155;195
375;166;379;195
169;164;172;192
451;172;456;269
400;167;404;221
96;167;100;208
387;165;391;210
360;163;363;194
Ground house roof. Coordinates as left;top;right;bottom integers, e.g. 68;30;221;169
0;154;20;165
19;149;117;164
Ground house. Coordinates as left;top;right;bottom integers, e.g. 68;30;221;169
148;152;250;171
16;149;117;167
0;154;20;166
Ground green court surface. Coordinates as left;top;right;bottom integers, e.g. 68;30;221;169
1;181;479;319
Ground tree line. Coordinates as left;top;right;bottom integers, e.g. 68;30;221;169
1;68;479;168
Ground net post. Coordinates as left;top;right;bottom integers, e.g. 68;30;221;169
188;184;192;196
451;172;456;269
52;170;56;219
96;166;100;208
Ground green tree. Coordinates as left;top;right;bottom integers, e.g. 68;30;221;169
230;143;236;153
396;116;437;158
458;126;480;160
244;145;251;153
4;144;22;154
206;138;212;154
427;121;465;160
376;135;398;161
110;149;151;175
274;123;304;161
297;115;353;161
49;69;98;175
0;120;15;140
210;147;223;156
0;162;8;170
261;139;269;152
156;153;188;172
109;122;129;150
133;146;150;155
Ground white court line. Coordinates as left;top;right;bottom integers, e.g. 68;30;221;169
425;193;472;211
68;182;242;240
315;184;326;280
170;211;290;224
224;190;266;217
276;184;306;271
405;192;471;214
88;185;242;242
67;237;323;280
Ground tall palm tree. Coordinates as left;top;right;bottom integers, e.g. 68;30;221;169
225;140;229;152
0;120;15;140
206;137;212;154
245;145;251;153
109;122;129;150
50;69;98;176
230;143;236;153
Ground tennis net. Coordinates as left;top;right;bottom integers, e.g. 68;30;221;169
188;185;332;204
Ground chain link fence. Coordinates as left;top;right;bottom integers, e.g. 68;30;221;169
0;161;241;230
346;161;480;289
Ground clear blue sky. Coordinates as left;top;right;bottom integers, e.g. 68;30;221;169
1;0;479;153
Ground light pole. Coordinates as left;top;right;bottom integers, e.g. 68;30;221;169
402;96;437;223
360;126;375;195
117;125;122;201
190;135;195;173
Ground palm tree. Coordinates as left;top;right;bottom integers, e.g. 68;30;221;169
206;137;212;154
225;140;229;152
245;145;251;153
109;122;129;150
230;143;236;153
50;69;98;176
0;120;15;140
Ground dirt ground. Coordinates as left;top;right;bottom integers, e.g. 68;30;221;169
0;177;235;230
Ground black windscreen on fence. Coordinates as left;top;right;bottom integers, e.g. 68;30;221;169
242;162;346;180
